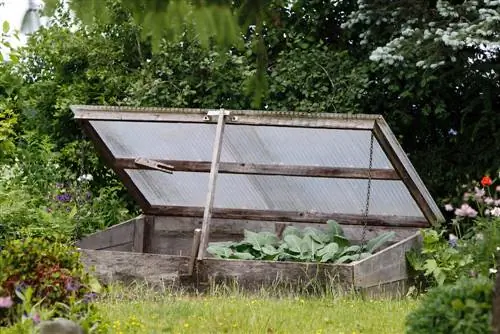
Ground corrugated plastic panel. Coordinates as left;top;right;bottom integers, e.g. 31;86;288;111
90;121;216;160
220;125;391;168
127;169;423;217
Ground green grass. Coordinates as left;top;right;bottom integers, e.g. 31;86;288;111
96;285;417;334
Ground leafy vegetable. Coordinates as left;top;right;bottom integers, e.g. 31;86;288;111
207;225;396;265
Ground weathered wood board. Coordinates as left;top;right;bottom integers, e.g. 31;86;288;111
80;249;188;286
77;216;140;251
353;232;421;289
77;216;422;297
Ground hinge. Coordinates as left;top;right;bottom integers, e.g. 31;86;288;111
134;158;174;174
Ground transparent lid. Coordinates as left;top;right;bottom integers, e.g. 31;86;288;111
73;105;444;226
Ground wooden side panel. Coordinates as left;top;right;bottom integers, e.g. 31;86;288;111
149;216;419;255
352;232;422;289
197;259;354;291
358;280;410;299
77;217;138;250
80;249;188;286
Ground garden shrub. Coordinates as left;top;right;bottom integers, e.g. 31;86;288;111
0;237;104;330
0;134;133;245
407;173;500;288
405;276;493;334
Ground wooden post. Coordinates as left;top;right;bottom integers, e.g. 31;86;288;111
197;110;227;260
492;258;500;334
132;216;145;253
188;229;202;276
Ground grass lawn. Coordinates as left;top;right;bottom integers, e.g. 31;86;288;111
97;285;417;334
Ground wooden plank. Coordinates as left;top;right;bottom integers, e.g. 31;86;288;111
148;217;418;255
198;111;226;260
352;232;422;288
197;258;354;291
143;215;155;253
226;115;374;130
79;249;188;286
188;229;201;276
114;158;400;180
80;121;150;211
132;216;145;253
373;118;444;225
152;216;418;242
101;242;133;252
71;105;378;129
147;206;429;228
77;217;137;250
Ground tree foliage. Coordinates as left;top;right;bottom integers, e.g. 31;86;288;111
0;0;498;206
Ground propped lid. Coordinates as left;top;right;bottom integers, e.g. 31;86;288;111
72;105;444;228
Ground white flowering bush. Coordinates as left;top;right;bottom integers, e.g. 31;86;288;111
344;0;500;69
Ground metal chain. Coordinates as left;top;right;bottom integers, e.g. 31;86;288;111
359;132;374;253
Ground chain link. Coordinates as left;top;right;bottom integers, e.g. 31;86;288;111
359;132;374;254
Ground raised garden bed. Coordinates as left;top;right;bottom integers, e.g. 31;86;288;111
73;105;444;297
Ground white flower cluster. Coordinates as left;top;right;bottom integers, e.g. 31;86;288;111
345;0;500;68
77;174;93;182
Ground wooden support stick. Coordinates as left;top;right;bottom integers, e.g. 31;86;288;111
197;111;226;260
188;229;202;276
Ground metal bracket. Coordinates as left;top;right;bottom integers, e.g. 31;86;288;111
203;109;231;121
207;109;231;116
134;158;174;174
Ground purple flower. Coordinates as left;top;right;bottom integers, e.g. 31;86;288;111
65;279;80;292
83;292;98;303
0;296;13;308
448;234;458;248
56;193;72;202
85;191;92;200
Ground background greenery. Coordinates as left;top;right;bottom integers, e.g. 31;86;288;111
0;0;499;331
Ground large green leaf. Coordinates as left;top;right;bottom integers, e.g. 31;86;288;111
340;245;361;255
364;231;395;253
231;252;255;260
335;254;359;264
262;244;280;256
303;227;330;244
282;226;303;238
206;244;233;258
333;235;350;248
284;234;311;256
316;242;339;263
244;230;279;252
327;220;344;236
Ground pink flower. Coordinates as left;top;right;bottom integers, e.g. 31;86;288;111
444;204;454;211
490;207;500;217
473;187;485;201
496;185;500;192
455;204;478;218
0;296;13;308
485;197;495;205
32;313;41;324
